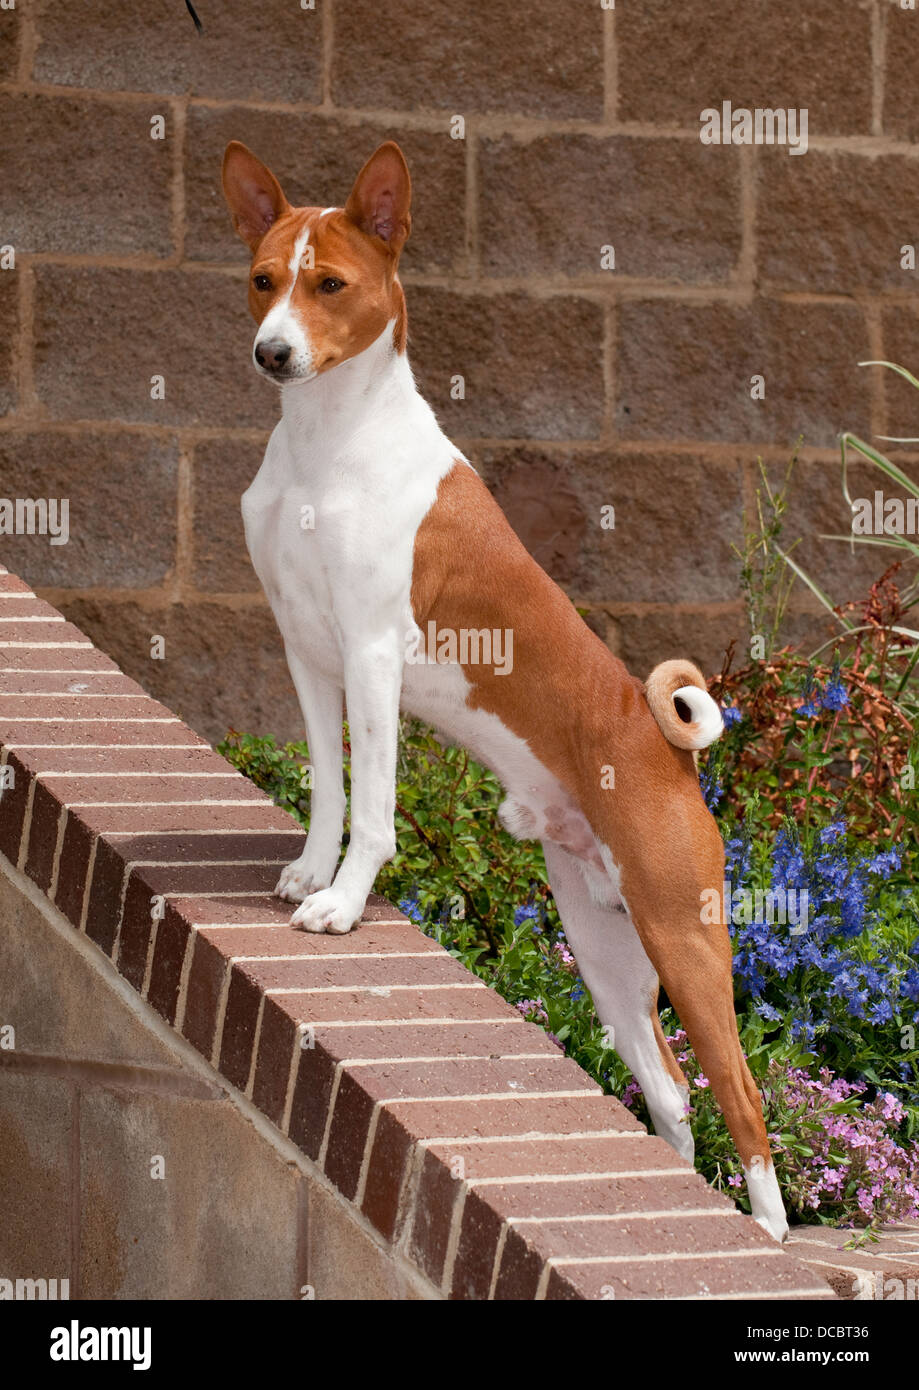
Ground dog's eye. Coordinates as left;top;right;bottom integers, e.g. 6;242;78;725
319;277;345;294
252;274;272;291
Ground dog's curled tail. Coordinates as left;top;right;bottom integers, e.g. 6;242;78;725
644;659;724;751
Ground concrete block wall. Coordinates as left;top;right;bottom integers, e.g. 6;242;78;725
0;568;836;1300
1;1;917;742
0;871;436;1299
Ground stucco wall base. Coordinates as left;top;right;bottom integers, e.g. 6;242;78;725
0;855;442;1301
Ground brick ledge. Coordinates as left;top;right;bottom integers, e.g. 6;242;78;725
0;565;836;1300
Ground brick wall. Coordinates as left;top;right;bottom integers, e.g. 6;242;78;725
0;566;836;1298
1;0;918;742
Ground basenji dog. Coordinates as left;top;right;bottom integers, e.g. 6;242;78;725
221;139;789;1243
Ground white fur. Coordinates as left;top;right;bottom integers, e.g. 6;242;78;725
245;322;458;930
673;684;724;748
543;841;694;1163
244;319;605;926
745;1159;790;1243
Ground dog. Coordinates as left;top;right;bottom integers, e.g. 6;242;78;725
221;139;789;1243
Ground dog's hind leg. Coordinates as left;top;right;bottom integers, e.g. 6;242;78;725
610;813;789;1243
541;840;693;1162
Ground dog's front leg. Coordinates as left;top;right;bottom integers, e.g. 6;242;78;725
290;630;401;934
276;650;346;903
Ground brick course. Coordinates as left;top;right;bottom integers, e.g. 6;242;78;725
0;570;836;1300
2;1;916;741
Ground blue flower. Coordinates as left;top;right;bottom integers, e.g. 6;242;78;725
790;1017;817;1047
867;848;901;878
821;679;849;711
901;969;919;1004
399;895;426;925
725;833;753;888
699;764;724;811
755;1000;782;1023
514;902;539;927
771;825;806;890
724;809;915;1062
721;703;742;729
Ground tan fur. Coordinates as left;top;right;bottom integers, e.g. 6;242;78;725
644;658;713;751
223;140;409;368
412;462;773;1169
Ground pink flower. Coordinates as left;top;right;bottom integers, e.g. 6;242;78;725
515;998;548;1026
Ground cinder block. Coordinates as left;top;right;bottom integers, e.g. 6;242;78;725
0;94;172;257
53;596;301;744
481;447;744;603
479;134;742;283
616;298;872;448
410;288;605;441
0;431;178;587
758;150;919;293
32;0;322;103
33;266;275;429
0;269;17;417
617;0;873;135
190;434;266;594
883;5;919;142
331;0;603;119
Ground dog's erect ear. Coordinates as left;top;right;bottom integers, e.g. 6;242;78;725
344;142;412;256
222;141;291;252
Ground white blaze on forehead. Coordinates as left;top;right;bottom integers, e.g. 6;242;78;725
288;219;312;280
254;214;316;373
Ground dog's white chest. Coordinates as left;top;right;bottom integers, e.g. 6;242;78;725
241;351;456;684
242;428;344;677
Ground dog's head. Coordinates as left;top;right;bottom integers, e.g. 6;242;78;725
221;140;411;386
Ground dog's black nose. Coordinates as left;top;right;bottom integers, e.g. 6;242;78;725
255;338;292;372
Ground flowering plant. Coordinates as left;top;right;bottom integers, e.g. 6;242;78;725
622;1030;919;1230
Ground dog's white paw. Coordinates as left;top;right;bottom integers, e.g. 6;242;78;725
754;1212;790;1244
290;887;361;935
746;1160;789;1243
275;852;334;903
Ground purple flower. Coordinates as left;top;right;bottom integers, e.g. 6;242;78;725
765;1066;919;1227
621;1080;643;1109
